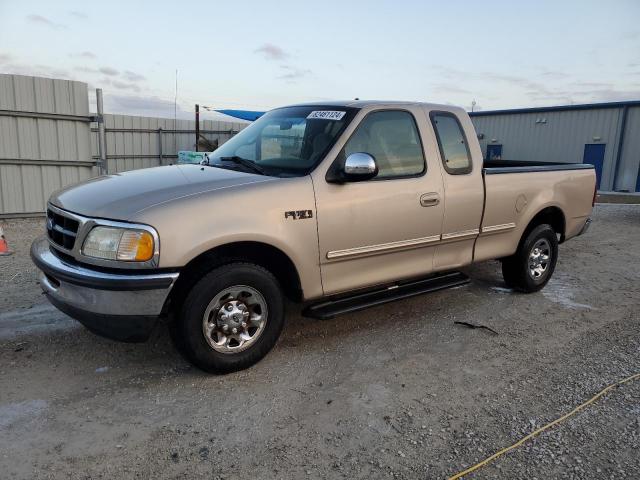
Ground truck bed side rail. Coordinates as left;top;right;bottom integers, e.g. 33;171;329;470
484;162;595;175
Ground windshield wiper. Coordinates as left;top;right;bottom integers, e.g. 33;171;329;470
219;156;266;175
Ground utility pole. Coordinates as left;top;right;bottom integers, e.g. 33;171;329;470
195;104;200;151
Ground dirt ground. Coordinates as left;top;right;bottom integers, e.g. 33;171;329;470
0;205;639;479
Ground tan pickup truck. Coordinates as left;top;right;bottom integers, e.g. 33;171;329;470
31;101;596;373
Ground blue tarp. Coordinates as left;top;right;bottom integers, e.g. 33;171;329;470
215;109;265;121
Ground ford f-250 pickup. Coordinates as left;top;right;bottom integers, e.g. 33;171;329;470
31;101;596;373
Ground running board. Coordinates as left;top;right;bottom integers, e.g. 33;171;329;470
302;271;470;320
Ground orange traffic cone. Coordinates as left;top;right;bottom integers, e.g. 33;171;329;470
0;226;13;256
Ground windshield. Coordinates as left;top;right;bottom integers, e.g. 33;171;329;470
208;106;358;177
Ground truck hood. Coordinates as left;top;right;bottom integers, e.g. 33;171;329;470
50;165;274;220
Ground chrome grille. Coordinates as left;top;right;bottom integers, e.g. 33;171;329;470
46;208;80;250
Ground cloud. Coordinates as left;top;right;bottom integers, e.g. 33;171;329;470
0;62;71;79
574;88;640;103
111;80;141;93
620;31;640;41
0;53;12;64
76;68;147;85
538;70;569;79
75;66;97;74
75;66;120;76
92;93;242;122
430;83;472;95
277;65;311;82
69;11;88;19
525;91;575;105
429;65;470;80
101;93;189;119
26;14;67;30
570;81;612;89
70;51;96;59
520;85;640;107
123;70;146;82
99;67;119;76
483;73;548;93
255;43;288;60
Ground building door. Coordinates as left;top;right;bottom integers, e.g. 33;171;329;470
583;144;605;189
486;144;503;160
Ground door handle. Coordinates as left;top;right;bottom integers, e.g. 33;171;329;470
420;193;440;207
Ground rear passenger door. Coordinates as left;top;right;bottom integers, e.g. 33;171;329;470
429;111;484;270
313;107;445;295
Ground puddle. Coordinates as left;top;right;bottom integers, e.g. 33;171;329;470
0;304;77;340
491;287;514;294
0;399;48;429
542;277;593;310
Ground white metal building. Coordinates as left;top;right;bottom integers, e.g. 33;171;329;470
0;74;245;217
470;101;640;192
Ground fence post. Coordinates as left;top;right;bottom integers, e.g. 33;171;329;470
96;88;107;175
158;127;163;165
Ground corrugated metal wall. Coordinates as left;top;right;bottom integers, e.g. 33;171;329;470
90;115;247;174
471;108;624;190
471;105;640;192
0;74;95;216
0;74;247;216
617;106;640;192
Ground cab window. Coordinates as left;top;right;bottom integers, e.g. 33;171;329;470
343;110;425;179
431;113;472;174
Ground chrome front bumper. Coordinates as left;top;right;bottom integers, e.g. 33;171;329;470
31;236;179;342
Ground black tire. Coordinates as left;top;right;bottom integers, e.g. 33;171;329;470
502;224;558;293
176;262;284;374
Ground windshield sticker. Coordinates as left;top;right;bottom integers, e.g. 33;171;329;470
307;110;346;121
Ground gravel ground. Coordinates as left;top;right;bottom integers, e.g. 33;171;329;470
0;218;44;312
0;204;638;479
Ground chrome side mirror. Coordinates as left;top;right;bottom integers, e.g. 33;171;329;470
343;152;378;181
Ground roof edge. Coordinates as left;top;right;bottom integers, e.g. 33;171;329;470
469;100;640;117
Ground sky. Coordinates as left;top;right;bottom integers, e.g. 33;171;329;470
0;0;639;120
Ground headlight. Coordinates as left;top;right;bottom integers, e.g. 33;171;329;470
82;226;155;262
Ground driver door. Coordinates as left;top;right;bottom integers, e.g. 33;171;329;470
312;107;445;295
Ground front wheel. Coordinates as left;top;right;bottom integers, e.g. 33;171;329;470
176;263;285;374
502;224;558;293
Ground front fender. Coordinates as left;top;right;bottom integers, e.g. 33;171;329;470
131;176;324;299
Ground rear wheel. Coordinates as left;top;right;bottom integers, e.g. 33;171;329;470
502;224;558;293
176;263;284;373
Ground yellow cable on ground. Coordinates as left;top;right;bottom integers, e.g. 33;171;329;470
448;372;640;480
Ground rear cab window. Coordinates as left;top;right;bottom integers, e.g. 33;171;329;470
430;112;472;175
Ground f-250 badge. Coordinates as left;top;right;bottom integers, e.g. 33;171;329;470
284;210;313;220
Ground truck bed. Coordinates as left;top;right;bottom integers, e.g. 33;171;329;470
475;160;596;264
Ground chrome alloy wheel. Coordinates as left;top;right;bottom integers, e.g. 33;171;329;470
202;285;268;354
528;238;551;280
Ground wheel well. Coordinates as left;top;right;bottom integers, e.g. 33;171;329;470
524;206;566;242
167;242;303;315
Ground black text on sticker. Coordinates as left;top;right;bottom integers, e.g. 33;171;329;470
307;111;346;121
